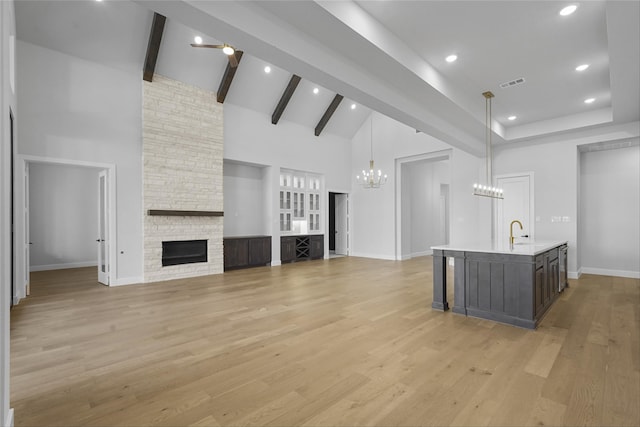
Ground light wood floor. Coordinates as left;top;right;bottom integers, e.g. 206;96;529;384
10;257;640;426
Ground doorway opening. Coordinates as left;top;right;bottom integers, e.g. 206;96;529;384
15;156;116;301
328;192;348;258
578;143;639;278
396;151;451;260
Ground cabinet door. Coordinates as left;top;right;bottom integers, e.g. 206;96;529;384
549;257;559;298
249;237;272;266
224;239;249;270
310;235;324;259
281;237;297;263
535;265;545;316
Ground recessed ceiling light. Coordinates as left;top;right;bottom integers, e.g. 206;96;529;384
264;66;271;74
508;115;517;121
445;54;458;63
222;45;235;56
351;104;356;110
95;0;103;2
313;87;319;94
193;36;202;45
559;5;577;16
575;64;589;71
584;97;595;104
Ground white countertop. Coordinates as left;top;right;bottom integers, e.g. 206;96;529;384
431;240;567;256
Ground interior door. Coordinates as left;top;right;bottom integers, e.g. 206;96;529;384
97;170;109;285
496;173;534;245
335;193;348;255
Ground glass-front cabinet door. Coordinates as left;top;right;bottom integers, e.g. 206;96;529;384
280;169;322;234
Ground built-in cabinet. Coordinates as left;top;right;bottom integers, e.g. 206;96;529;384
224;236;271;271
281;235;324;263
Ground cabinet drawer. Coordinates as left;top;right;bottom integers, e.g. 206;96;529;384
547;248;559;261
535;255;544;269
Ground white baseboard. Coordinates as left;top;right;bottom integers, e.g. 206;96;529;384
349;252;396;261
398;250;432;261
412;250;432;257
271;260;282;267
109;276;143;286
30;261;97;272
12;296;20;306
5;408;14;427
580;267;640;279
569;270;580;280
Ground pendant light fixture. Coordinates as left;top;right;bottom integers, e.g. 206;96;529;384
473;91;504;199
357;113;388;189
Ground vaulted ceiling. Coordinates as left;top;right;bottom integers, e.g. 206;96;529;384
15;0;640;155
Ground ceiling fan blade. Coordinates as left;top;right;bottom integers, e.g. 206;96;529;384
228;53;239;68
190;44;225;49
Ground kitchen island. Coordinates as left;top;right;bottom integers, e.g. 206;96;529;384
431;240;568;329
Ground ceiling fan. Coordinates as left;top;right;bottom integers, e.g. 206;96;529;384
190;43;239;67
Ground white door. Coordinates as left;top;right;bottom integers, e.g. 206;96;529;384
495;173;534;245
24;162;30;296
97;170;109;285
335;193;348;255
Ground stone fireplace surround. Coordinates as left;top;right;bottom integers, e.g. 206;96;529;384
143;75;224;282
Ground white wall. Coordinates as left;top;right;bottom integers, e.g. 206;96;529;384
223;161;266;237
224;103;352;190
494;123;640;277
1;0;16;423
28;163;98;271
580;145;640;277
351;112;486;260
16;41;143;285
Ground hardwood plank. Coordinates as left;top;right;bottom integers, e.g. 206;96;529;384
524;333;565;378
9;259;639;427
525;396;567;427
602;371;640;427
563;342;607;426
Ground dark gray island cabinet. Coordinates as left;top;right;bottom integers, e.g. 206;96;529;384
431;241;568;329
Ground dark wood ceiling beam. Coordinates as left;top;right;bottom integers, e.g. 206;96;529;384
314;94;344;136
272;74;301;125
143;12;166;82
217;50;243;104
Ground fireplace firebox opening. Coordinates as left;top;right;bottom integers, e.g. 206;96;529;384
162;239;208;266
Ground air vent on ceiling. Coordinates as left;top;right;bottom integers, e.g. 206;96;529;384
499;77;526;89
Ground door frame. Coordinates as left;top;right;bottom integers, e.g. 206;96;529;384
97;169;110;285
9;109;15;306
333;192;349;256
395;149;452;260
327;189;350;257
15;155;117;300
494;172;535;244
